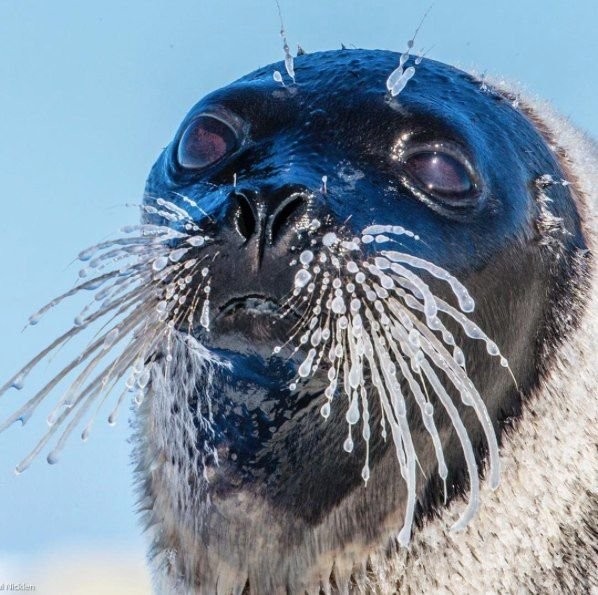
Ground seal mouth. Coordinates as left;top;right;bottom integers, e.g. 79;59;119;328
218;294;281;318
205;293;301;348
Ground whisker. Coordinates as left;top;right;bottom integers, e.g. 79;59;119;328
2;214;215;469
285;221;512;544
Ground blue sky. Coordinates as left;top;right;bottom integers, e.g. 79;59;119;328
0;0;595;582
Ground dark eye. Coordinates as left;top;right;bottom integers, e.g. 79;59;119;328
404;150;474;198
177;115;238;170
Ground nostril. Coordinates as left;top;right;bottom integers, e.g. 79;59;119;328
234;192;257;240
270;193;307;242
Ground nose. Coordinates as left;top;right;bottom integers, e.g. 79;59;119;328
231;186;309;245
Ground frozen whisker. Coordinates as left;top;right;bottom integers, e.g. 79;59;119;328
411;315;500;486
3;220;215;469
382;251;475;312
362;224;421;243
275;0;296;83
385;8;431;97
371;306;448;497
24;271;120;329
78;227;186;261
142;193;198;224
285;221;509;544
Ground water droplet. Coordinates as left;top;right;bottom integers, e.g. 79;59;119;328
152;256;169;272
28;312;41;326
294;269;312;288
453;346;466;367
343;435;354;453
200;300;210;330
361;464;370;483
11;374;25;391
346;396;360;424
486;341;499;356
138;368;151;389
188;236;205;247
103;328;120;349
331;296;346;314
47;451;60;465
322;232;338;247
298;349;317;377
299;250;314;265
169;247;188;262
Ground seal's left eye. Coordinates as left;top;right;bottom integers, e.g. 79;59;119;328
178;115;238;170
404;151;474;198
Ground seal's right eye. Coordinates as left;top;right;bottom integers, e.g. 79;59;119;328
177;115;238;170
404;150;474;198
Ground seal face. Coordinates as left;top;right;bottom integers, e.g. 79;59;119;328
1;48;592;594
133;49;589;591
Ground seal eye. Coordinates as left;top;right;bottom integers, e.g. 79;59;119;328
404;151;474;198
178;115;238;170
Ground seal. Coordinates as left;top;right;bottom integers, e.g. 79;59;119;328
134;50;595;593
1;49;595;594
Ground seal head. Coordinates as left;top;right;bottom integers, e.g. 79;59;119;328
136;49;590;593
